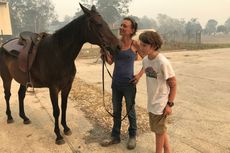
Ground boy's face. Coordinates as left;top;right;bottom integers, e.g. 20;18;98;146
140;41;154;55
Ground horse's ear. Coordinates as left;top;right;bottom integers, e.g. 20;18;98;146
79;3;90;15
91;5;97;12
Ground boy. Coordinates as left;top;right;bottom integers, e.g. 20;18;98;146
134;31;176;153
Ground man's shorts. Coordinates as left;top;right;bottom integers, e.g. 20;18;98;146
149;112;167;134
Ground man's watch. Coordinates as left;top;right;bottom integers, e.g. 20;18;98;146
167;101;174;107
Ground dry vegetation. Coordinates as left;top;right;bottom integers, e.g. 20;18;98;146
70;77;152;137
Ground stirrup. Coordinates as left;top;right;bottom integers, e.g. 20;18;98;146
26;82;35;93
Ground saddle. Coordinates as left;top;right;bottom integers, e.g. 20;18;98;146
2;31;48;72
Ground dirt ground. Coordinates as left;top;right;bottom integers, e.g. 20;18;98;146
0;48;230;153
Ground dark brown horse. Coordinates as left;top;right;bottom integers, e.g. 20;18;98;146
0;4;119;144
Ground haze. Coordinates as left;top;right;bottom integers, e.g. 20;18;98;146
53;0;230;27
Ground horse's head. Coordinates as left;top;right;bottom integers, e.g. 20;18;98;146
80;4;120;56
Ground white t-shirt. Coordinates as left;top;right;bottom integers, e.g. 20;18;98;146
142;53;175;115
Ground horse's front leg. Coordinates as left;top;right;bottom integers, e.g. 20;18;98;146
18;85;31;124
49;87;64;145
61;83;73;136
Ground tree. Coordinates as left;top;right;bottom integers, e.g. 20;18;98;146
224;17;230;33
138;16;158;30
157;14;186;42
96;3;120;27
8;0;57;36
217;25;227;34
75;0;133;26
97;0;132;16
185;18;202;42
205;19;218;35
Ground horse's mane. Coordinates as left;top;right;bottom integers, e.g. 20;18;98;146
53;14;86;42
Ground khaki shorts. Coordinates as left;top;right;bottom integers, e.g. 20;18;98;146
149;112;167;134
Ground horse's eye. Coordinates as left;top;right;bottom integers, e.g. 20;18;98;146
90;19;102;27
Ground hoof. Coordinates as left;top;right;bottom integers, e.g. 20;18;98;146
23;119;31;124
55;139;65;145
7;119;14;124
64;129;72;136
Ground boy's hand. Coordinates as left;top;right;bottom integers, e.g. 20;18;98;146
130;74;141;84
164;105;172;115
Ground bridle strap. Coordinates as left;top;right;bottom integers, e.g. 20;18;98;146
86;15;110;52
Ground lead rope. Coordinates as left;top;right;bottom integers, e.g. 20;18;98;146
102;56;134;121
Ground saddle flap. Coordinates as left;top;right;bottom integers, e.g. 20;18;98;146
18;38;32;72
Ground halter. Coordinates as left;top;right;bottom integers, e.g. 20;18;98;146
86;14;113;54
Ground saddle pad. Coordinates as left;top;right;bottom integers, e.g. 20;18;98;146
2;38;23;54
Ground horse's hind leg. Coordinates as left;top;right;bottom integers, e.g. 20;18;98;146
2;77;14;123
61;84;72;136
18;85;31;124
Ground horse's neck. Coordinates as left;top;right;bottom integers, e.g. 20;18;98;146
53;18;86;60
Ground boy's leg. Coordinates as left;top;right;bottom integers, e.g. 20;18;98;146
155;132;171;153
155;132;165;153
163;132;171;153
149;113;168;152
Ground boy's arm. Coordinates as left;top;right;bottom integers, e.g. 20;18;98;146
133;40;145;59
132;67;145;84
164;76;176;115
167;76;177;103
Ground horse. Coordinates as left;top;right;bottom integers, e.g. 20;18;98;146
0;4;120;144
